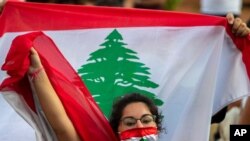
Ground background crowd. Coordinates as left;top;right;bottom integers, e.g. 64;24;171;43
0;0;250;141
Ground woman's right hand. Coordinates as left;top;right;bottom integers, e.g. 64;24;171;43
29;48;43;74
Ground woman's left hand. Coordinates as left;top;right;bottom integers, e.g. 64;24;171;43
226;13;250;37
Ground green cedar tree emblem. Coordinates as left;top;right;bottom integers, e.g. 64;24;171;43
78;29;163;117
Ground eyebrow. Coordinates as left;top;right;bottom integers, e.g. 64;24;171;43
121;114;152;119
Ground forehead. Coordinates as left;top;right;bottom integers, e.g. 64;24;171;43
122;102;152;118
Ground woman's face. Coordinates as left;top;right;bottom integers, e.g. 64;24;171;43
118;102;157;132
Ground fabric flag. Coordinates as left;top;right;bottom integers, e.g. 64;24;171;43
0;1;250;141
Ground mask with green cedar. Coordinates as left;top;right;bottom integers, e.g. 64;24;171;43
119;127;158;141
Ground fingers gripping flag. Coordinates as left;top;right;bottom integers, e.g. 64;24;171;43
0;1;250;141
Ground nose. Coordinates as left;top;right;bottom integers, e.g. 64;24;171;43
135;120;144;128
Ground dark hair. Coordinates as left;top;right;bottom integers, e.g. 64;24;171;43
109;93;163;136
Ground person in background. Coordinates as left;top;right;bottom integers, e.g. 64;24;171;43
200;0;242;17
239;97;250;125
214;97;250;141
216;100;242;141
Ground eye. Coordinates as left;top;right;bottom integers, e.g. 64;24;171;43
141;115;155;124
141;118;153;124
125;121;135;126
123;118;136;126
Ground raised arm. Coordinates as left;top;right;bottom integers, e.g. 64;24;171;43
28;48;81;141
226;13;250;124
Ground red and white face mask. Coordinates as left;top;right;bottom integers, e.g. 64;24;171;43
119;127;158;141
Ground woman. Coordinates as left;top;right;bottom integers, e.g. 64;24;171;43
28;13;250;141
109;93;163;140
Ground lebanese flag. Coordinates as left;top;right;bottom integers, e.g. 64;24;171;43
0;1;250;141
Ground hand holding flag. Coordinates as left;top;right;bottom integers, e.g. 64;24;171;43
226;13;250;37
28;48;43;74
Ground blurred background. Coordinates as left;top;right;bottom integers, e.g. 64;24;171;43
1;0;250;23
175;0;250;23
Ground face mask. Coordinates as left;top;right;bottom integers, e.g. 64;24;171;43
119;127;158;141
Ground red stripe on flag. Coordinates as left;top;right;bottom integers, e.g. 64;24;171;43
0;1;227;36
